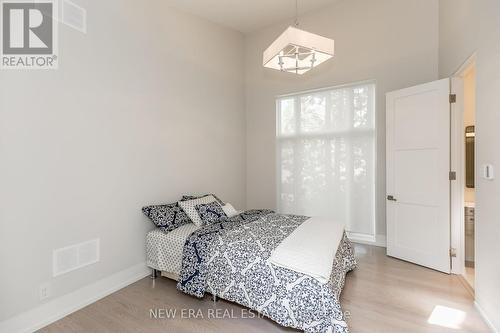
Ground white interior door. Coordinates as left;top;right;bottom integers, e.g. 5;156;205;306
386;78;451;273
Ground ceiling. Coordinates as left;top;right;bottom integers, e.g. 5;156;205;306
165;0;338;33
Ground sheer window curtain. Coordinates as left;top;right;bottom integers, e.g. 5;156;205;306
276;82;376;238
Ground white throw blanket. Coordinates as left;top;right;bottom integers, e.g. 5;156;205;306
268;217;345;284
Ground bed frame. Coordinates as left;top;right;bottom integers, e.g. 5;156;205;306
150;268;218;302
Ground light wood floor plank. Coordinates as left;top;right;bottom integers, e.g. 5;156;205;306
38;244;490;332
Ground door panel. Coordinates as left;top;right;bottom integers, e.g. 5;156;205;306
394;203;439;255
386;78;451;273
393;91;441;149
395;150;439;205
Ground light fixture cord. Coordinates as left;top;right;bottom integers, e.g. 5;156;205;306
294;0;299;27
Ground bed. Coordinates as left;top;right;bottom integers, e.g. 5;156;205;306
146;223;200;279
146;209;356;333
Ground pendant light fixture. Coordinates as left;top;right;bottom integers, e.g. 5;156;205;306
263;0;334;74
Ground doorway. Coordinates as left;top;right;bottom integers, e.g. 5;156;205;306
461;62;476;289
385;56;478;277
450;55;476;291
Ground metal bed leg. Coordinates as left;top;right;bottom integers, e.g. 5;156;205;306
150;269;158;279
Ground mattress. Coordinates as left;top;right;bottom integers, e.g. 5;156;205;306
146;223;200;274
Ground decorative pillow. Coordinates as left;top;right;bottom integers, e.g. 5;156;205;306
195;201;227;225
181;194;224;205
222;203;239;218
178;195;217;227
142;203;191;232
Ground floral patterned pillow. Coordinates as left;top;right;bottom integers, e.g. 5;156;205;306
142;203;192;232
195;201;228;225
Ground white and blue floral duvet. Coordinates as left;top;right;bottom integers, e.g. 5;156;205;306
177;210;357;333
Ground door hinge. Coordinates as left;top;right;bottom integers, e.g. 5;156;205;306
387;195;397;201
450;248;457;258
449;171;457;180
449;94;457;104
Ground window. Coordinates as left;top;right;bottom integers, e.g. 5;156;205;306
276;82;376;238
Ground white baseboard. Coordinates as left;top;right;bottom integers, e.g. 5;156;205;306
349;232;387;248
0;262;150;333
374;234;387;247
474;301;499;333
347;232;375;243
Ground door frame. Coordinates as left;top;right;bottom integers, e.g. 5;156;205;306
450;53;476;275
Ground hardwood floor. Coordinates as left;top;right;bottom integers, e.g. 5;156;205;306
464;266;475;290
38;244;490;333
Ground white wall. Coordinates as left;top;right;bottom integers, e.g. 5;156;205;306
0;0;245;322
244;0;439;242
440;0;500;331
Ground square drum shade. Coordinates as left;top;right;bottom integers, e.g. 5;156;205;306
263;26;334;74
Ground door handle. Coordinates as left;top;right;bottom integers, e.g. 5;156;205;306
387;195;397;201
